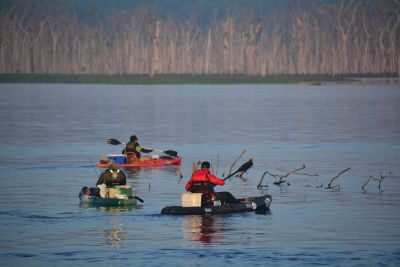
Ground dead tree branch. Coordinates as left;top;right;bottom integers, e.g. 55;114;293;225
257;164;306;188
361;175;374;190
257;171;271;189
362;171;393;191
254;163;318;177
325;167;351;191
226;149;246;177
192;160;201;174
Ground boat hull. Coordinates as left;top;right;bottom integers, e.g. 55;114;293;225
161;194;272;215
95;156;182;168
79;191;136;206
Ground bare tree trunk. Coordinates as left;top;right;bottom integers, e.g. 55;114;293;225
204;28;211;74
223;17;234;74
150;20;160;77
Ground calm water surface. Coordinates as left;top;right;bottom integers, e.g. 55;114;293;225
0;82;399;266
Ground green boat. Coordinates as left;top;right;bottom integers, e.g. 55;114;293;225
79;185;137;207
79;193;137;206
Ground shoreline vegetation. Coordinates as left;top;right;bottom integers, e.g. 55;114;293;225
0;73;398;85
1;1;399;78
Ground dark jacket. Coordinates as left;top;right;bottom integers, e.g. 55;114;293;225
124;141;153;159
96;168;126;186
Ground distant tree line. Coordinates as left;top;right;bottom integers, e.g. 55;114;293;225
0;0;399;76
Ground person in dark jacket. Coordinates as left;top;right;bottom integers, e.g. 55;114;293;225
185;161;225;204
123;135;154;162
96;160;126;186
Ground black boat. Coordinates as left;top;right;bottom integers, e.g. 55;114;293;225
161;192;272;215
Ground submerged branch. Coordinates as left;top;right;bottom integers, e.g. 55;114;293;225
362;171;393;191
257;171;272;189
257;164;306;188
325;167;351;191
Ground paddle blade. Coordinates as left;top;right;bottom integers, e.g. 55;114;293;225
237;158;253;173
107;138;122;145
134;196;144;203
163;150;178;157
224;158;253;180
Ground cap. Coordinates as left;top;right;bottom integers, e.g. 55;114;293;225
130;135;138;142
201;161;210;169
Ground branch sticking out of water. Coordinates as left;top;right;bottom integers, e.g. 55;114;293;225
325;167;351;191
177;165;183;179
226;149;247;177
362;171;393;191
254;163;318;177
192;160;201;174
257;171;271;189
214;154;220;176
257;164;306;188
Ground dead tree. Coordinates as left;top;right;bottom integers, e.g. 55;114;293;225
257;171;270;189
258;164;306;188
149;20;161;77
325;167;351;191
362;172;393;191
225;149;246;177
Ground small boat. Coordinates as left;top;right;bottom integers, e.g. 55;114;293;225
79;185;137;207
79;193;136;206
95;155;182;168
161;193;272;215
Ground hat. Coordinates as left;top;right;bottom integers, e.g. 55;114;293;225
201;161;210;169
130;135;138;142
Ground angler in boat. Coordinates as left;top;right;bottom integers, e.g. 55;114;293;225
80;160;143;206
96;137;182;168
185;161;226;204
96;160;127;186
161;159;272;215
123;135;154;162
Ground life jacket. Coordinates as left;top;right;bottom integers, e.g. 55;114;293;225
125;141;141;159
186;169;224;190
103;168;125;186
185;169;225;204
109;169;121;179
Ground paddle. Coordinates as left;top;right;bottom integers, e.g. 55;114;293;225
223;158;253;181
212;158;254;189
107;138;178;157
107;138;125;145
153;149;178;157
134;195;144;203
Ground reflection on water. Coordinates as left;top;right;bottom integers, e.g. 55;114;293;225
124;165;182;178
97;206;134;212
182;215;220;244
104;224;125;249
79;202;135;212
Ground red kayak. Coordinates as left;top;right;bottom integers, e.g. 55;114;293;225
96;154;182;168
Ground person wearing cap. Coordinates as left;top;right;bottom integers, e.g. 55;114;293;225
123;135;154;162
96;160;127;186
185;161;225;204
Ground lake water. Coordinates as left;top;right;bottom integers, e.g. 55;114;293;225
0;81;399;266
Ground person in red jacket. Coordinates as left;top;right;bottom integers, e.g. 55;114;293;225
185;161;225;204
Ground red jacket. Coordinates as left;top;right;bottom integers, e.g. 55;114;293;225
185;169;225;190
